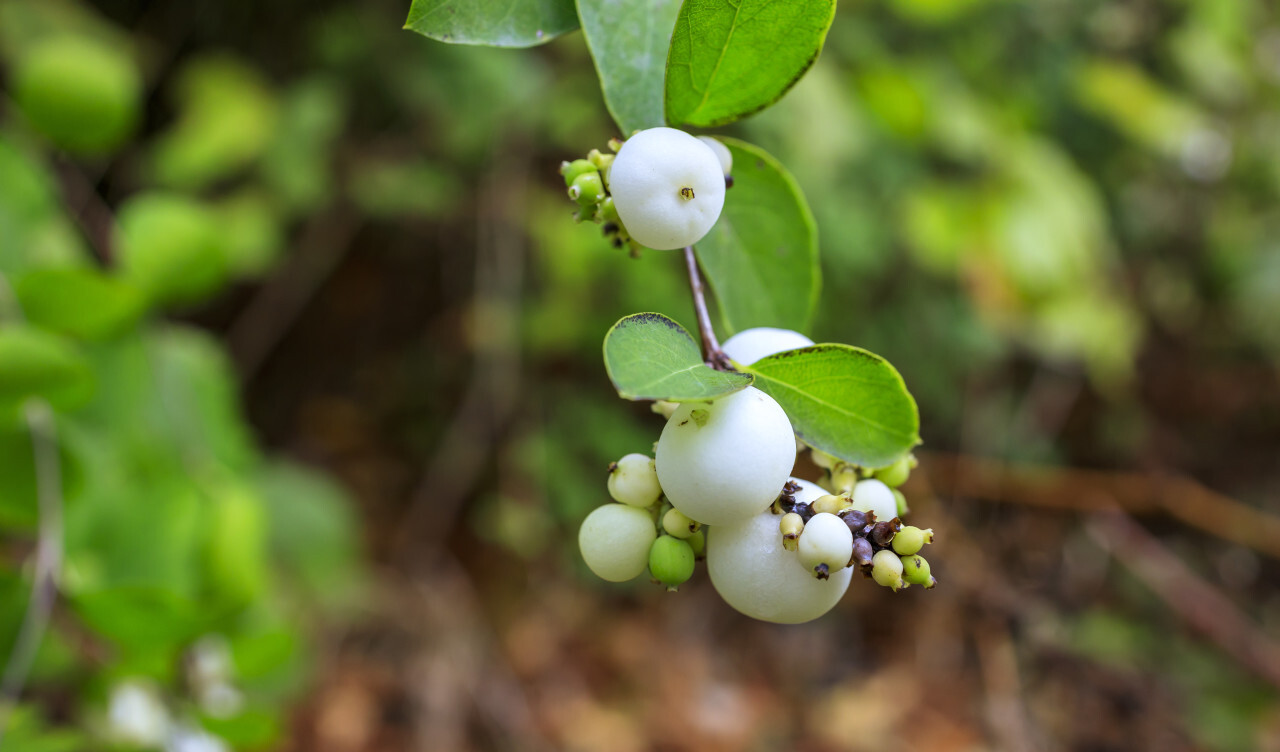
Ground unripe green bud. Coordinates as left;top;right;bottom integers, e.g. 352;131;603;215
811;449;839;470
901;554;934;588
570;172;606;206
561;159;596;186
871;549;905;591
873;454;915;488
893;488;909;518
830;463;859;494
811;493;848;516
600;196;620;224
649;535;695;590
892;525;930;555
662;507;701;539
587;148;614;171
687;528;706;559
779;512;804;552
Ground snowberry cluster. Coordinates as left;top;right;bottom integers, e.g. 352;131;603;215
578;328;938;624
560;127;731;253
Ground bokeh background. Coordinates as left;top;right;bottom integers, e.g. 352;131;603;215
1;0;1279;749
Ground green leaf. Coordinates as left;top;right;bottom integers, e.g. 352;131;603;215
404;0;577;47
0;326;94;416
744;345;919;468
695;138;819;335
115;193;229;308
72;586;205;653
13;267;145;340
578;0;683;133
603;313;751;401
665;0;836;127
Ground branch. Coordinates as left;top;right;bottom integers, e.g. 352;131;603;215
53;157;116;267
0;402;64;743
682;246;730;370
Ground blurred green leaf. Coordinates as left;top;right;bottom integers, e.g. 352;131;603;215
260;79;345;214
0;425;82;530
404;0;577;47
115;193;229;308
744;345;920;467
203;481;269;608
13;267;144;340
577;0;682;133
695;138;819;336
12;35;141;155
603;313;752;401
201;708;280;748
149;56;279;189
665;0;835;127
215;190;285;278
257;462;363;611
73;586;206;653
0;705;84;752
349;158;460;219
0;133;87;274
0;325;93;417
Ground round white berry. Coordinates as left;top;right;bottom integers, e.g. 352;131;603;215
697;136;733;176
655;386;795;526
721;327;815;366
851;478;898;522
608;127;726;250
797;512;854;577
707;506;852;624
578;503;657;582
607;453;662;507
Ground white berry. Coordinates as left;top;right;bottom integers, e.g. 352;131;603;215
655;386;795;526
697;136;733;176
721;327;814;366
707;482;852;624
797;512;854;579
578;503;657;582
608;127;726;250
607;453;662;507
852;478;898;522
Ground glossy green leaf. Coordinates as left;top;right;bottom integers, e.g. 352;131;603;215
13;267;145;340
695;138;819;335
0;326;93;416
578;0;683;133
665;0;836;127
404;0;577;47
603;313;752;401
744;345;919;468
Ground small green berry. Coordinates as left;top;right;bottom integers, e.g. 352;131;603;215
810;449;839;470
662;507;701;539
901;554;935;588
891;525;928;555
871;549;905;591
570;172;606;206
687;528;706;559
893;488;909;517
649;535;695;591
561;159;596;186
830;463;859;494
873;454;915;488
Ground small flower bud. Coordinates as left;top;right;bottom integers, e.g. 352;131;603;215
873;454;915;488
687;528;706;559
662;507;701;539
811;493;848;516
572;171;606;206
561;158;596;186
779;512;804;551
607;137;624;152
830;463;859;494
649;535;695;591
893;488;909;518
901;554;934;588
891;525;929;556
871;549;905;591
650;400;678;419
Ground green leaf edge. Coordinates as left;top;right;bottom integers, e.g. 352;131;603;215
402;1;577;48
602;312;753;401
663;0;838;127
695;137;821;336
744;343;921;467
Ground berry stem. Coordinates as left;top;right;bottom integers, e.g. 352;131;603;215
683;245;732;371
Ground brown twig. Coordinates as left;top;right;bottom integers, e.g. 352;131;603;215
682;246;730;370
1086;508;1280;690
53;157;116;267
921;451;1280;561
